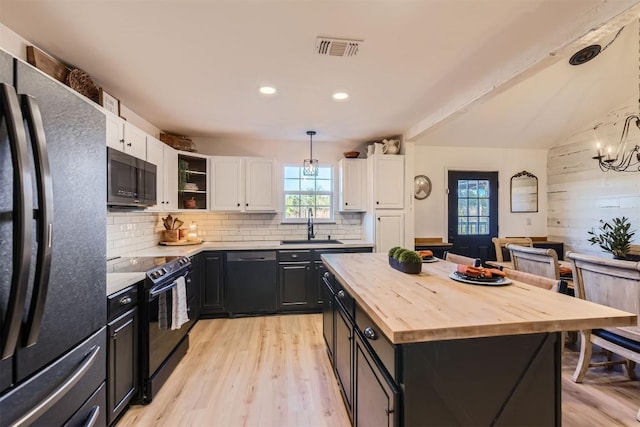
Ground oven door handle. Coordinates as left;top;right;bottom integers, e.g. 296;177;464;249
149;280;178;298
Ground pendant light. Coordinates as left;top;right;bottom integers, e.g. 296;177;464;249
303;130;319;176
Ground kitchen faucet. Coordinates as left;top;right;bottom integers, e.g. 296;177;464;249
307;208;316;240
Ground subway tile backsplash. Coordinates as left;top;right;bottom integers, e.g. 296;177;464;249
107;211;363;258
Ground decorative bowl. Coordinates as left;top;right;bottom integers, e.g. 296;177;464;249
343;151;360;158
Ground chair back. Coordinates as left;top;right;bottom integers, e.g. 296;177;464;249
491;237;533;262
503;268;563;292
507;244;560;280
444;251;481;267
567;252;640;341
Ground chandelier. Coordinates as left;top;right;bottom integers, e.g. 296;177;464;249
592;19;640;172
303;130;318;176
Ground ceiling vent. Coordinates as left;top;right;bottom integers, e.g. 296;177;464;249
315;37;362;57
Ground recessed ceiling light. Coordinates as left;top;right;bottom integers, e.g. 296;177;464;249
259;86;276;95
332;92;349;101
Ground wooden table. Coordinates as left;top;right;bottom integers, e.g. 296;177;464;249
321;253;635;426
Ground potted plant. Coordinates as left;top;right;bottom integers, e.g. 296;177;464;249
587;216;636;259
388;247;422;274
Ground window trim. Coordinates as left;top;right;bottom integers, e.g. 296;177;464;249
281;164;335;224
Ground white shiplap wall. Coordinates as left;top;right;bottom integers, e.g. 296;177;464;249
547;104;640;257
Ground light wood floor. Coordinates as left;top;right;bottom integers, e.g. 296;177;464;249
118;314;639;427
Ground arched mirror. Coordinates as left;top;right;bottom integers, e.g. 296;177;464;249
510;171;538;213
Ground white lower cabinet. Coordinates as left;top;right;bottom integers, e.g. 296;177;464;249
146;136;178;211
210;157;276;212
375;211;404;254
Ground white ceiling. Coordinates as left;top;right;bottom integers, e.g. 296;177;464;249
1;0;639;148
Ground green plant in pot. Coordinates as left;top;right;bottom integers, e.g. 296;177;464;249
587;217;636;259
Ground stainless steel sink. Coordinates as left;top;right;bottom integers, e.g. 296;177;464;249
280;239;343;245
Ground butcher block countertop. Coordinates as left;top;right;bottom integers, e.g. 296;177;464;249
321;252;636;345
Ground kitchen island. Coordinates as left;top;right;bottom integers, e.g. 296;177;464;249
321;253;636;426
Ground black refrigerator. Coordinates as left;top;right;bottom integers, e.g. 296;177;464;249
1;49;108;426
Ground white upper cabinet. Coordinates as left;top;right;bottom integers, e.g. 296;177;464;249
105;114;146;160
210;157;276;212
245;158;276;211
372;155;404;209
339;158;366;212
210;157;244;211
146;136;178;211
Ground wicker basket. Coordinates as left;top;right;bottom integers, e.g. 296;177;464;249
66;69;99;103
160;133;197;152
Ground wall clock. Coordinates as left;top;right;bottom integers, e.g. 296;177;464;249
414;175;432;200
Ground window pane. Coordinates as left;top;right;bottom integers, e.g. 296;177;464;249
285;194;300;206
316;207;330;218
458;199;468;216
458;217;468;235
284;167;299;179
479;217;490;234
300;194;315;206
315;179;331;191
468;199;478;216
478;180;489;197
468;180;478;197
300;177;316;191
316;195;331;206
458;180;468;197
468;217;478;234
316;168;331;180
286;206;301;218
479;199;489;216
284;179;299;191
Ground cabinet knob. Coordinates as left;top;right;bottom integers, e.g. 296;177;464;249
376;201;379;205
377;217;380;221
345;202;348;206
126;142;132;147
337;290;345;298
364;327;377;340
119;139;125;144
119;297;132;305
237;203;240;207
246;203;249;207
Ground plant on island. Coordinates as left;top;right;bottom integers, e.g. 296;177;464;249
398;250;422;264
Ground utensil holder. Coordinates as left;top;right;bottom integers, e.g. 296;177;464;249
163;229;179;242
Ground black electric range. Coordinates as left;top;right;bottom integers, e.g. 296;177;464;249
107;255;195;403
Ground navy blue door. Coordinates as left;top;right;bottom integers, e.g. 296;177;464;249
447;171;498;262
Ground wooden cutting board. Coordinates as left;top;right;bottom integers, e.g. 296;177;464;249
159;239;203;246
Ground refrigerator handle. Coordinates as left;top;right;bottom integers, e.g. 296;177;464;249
11;345;101;427
20;94;54;347
0;83;33;360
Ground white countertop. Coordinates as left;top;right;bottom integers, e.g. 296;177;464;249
106;239;373;296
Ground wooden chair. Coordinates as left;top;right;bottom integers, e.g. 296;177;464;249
443;251;481;267
503;268;566;293
491;237;533;262
504;269;570;352
567;252;640;421
506;244;560;280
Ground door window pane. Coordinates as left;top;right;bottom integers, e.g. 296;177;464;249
456;179;490;235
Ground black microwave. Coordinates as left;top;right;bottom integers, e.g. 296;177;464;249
107;147;157;208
